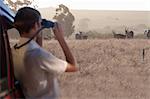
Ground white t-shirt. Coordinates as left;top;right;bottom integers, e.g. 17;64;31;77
12;37;67;99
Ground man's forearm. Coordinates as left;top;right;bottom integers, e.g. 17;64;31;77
52;23;76;66
57;38;76;65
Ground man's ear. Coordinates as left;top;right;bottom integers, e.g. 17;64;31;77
33;22;39;30
37;20;41;28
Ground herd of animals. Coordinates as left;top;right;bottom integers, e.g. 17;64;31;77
112;28;134;39
43;29;150;40
75;29;150;40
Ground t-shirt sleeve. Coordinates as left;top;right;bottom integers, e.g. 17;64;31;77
37;49;67;74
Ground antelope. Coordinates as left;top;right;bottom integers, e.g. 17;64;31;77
112;31;126;39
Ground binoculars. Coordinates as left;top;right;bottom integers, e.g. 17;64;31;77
41;19;55;28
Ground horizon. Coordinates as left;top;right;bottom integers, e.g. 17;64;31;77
34;0;150;11
38;7;150;12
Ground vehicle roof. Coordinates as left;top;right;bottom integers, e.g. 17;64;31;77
0;0;15;22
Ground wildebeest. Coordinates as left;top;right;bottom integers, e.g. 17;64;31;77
112;31;126;39
75;32;88;40
125;28;134;38
144;29;150;39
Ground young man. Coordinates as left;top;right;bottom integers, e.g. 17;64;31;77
12;7;77;99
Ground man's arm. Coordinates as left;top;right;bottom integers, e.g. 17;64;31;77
52;23;78;72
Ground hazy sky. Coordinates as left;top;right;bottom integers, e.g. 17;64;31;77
34;0;150;11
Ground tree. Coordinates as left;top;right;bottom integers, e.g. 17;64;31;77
53;4;75;37
4;0;35;12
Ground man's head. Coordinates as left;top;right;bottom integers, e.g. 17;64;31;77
14;7;42;36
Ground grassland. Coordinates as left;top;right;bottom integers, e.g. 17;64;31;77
44;39;150;99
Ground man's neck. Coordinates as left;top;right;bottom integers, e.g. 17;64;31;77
20;34;42;46
20;34;36;41
20;30;42;46
21;32;32;37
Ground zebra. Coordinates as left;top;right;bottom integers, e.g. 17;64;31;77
125;28;134;38
144;29;150;39
75;32;88;40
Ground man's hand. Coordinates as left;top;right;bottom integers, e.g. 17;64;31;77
52;22;64;40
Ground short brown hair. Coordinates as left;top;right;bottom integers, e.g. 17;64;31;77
14;7;41;34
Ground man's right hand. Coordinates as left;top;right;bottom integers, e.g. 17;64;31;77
52;22;64;40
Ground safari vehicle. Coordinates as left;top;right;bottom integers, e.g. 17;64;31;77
0;0;24;98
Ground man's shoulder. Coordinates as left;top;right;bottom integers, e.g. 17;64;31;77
27;47;51;58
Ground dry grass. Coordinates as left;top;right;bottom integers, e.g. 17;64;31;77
44;39;150;99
